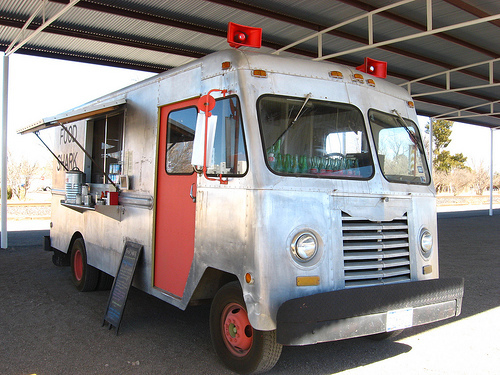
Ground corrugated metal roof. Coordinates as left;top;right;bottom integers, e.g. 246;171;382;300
0;0;499;127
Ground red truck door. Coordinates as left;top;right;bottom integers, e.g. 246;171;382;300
154;98;198;298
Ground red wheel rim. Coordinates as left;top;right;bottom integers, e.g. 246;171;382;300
221;302;253;357
73;249;83;281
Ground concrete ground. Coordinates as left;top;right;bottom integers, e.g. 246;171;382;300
0;210;498;375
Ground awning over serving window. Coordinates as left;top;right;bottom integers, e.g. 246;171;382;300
17;98;127;135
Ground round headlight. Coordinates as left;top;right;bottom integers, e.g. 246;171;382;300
420;229;433;254
291;233;318;262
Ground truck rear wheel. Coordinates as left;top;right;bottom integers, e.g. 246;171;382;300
210;281;282;374
70;238;99;292
97;271;114;291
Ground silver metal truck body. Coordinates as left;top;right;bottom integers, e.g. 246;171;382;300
26;49;462;346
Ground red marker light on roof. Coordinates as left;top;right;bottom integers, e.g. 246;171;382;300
356;57;387;79
234;31;247;43
227;22;262;49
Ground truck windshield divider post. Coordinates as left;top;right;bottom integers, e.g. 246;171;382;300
34;130;69;172
59;122;119;191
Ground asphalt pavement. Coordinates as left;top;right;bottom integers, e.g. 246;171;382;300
0;212;499;375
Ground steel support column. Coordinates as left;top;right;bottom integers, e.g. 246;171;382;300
490;128;494;216
1;54;9;248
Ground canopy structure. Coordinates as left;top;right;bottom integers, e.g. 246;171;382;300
0;0;499;247
0;0;498;127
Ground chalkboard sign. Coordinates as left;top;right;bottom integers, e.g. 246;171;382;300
102;241;143;335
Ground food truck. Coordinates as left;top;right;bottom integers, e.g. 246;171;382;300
20;27;464;374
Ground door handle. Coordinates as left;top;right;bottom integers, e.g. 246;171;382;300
189;183;196;203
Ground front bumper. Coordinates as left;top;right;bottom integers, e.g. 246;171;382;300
276;278;464;345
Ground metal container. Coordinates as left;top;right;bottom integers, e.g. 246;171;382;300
83;194;92;206
82;184;89;196
65;169;84;204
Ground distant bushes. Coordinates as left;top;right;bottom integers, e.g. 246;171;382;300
0;186;13;200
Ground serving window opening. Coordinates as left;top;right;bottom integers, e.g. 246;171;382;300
89;113;124;184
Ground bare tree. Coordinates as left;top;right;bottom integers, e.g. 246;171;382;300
494;172;500;191
449;169;473;196
7;152;39;200
432;170;449;193
471;162;490;196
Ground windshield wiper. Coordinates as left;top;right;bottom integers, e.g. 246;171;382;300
391;109;425;154
272;93;312;148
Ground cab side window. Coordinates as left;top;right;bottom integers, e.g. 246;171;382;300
207;96;248;176
166;96;248;176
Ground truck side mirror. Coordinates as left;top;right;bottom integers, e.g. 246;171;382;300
191;112;217;170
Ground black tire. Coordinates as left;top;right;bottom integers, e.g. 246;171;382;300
51;249;70;267
368;329;404;341
210;282;282;374
97;271;114;291
70;238;99;292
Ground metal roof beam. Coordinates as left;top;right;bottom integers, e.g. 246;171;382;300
207;0;497;58
314;13;500;61
204;0;323;31
5;0;46;54
403;58;500;86
3;0;497;121
0;45;169;73
48;0;497;87
0;16;209;59
46;0;315;59
337;0;499;58
49;0;227;38
414;96;500;127
445;100;500;117
272;0;414;55
411;82;500;98
6;0;81;56
437;112;500;122
433;100;500;120
205;0;497;86
1;16;496;111
443;0;500;28
402;58;500;97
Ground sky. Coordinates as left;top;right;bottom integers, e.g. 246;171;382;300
2;53;499;172
2;54;154;164
417;117;500;173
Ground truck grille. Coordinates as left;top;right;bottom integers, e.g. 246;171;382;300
342;212;411;288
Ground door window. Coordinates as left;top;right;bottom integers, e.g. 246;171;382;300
166;107;197;174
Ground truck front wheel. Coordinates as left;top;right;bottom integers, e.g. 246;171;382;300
210;281;282;374
70;238;99;292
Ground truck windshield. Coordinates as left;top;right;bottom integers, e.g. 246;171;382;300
258;95;373;179
369;109;430;185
